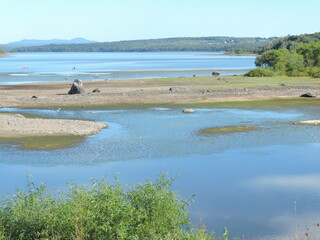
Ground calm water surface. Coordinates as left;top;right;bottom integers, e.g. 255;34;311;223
1;107;320;239
0;52;255;85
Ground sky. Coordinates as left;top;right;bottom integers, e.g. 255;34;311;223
0;0;319;44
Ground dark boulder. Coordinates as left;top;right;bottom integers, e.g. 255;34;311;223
212;71;220;76
300;93;315;98
92;88;101;93
68;79;85;94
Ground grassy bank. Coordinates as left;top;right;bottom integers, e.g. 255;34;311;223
0;174;223;240
43;97;320;110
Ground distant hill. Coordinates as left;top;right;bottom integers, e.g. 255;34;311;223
259;32;320;53
9;36;277;53
5;38;97;47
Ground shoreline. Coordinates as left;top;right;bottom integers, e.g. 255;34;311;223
1;76;320;109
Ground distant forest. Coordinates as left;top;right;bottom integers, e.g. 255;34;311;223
9;37;276;53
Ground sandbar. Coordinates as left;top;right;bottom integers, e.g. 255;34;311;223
0;113;107;138
1;76;320;109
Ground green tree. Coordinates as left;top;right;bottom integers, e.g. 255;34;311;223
297;42;320;67
255;49;304;75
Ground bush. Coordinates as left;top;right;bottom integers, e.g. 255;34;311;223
244;67;276;77
308;67;320;78
0;174;219;240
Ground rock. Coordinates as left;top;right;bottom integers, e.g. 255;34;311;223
212;71;220;76
68;79;85;94
92;88;101;93
300;93;315;98
183;109;195;113
92;74;99;79
193;74;197;77
169;87;188;92
200;89;212;94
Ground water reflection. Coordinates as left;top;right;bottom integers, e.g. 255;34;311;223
1;107;320;239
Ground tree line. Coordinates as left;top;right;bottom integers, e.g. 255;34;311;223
9;36;275;53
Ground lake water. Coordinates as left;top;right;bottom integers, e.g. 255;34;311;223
1;107;320;239
0;52;255;85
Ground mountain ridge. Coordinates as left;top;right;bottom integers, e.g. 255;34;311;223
5;38;97;47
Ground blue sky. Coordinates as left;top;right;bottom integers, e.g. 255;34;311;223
0;0;319;43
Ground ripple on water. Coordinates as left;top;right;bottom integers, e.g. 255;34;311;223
1;107;320;165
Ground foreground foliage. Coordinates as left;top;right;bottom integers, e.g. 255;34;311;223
0;175;221;240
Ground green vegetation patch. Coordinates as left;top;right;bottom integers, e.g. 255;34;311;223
0;174;221;240
17;97;320;111
0;135;85;150
0;111;41;119
185;98;320;109
200;126;259;135
244;67;276;77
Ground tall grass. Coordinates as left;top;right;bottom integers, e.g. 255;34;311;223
0;174;221;240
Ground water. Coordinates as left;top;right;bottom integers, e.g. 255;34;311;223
0;52;255;85
1;107;320;239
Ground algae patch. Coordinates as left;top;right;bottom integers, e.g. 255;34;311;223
200;126;259;135
0;135;85;150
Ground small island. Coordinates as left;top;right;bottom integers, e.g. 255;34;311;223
200;126;259;135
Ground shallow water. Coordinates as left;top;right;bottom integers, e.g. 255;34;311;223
1;107;320;239
0;52;255;84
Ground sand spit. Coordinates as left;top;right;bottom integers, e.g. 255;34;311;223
0;113;107;138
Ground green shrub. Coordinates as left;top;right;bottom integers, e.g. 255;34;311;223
309;67;320;78
244;67;276;77
0;174;220;240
